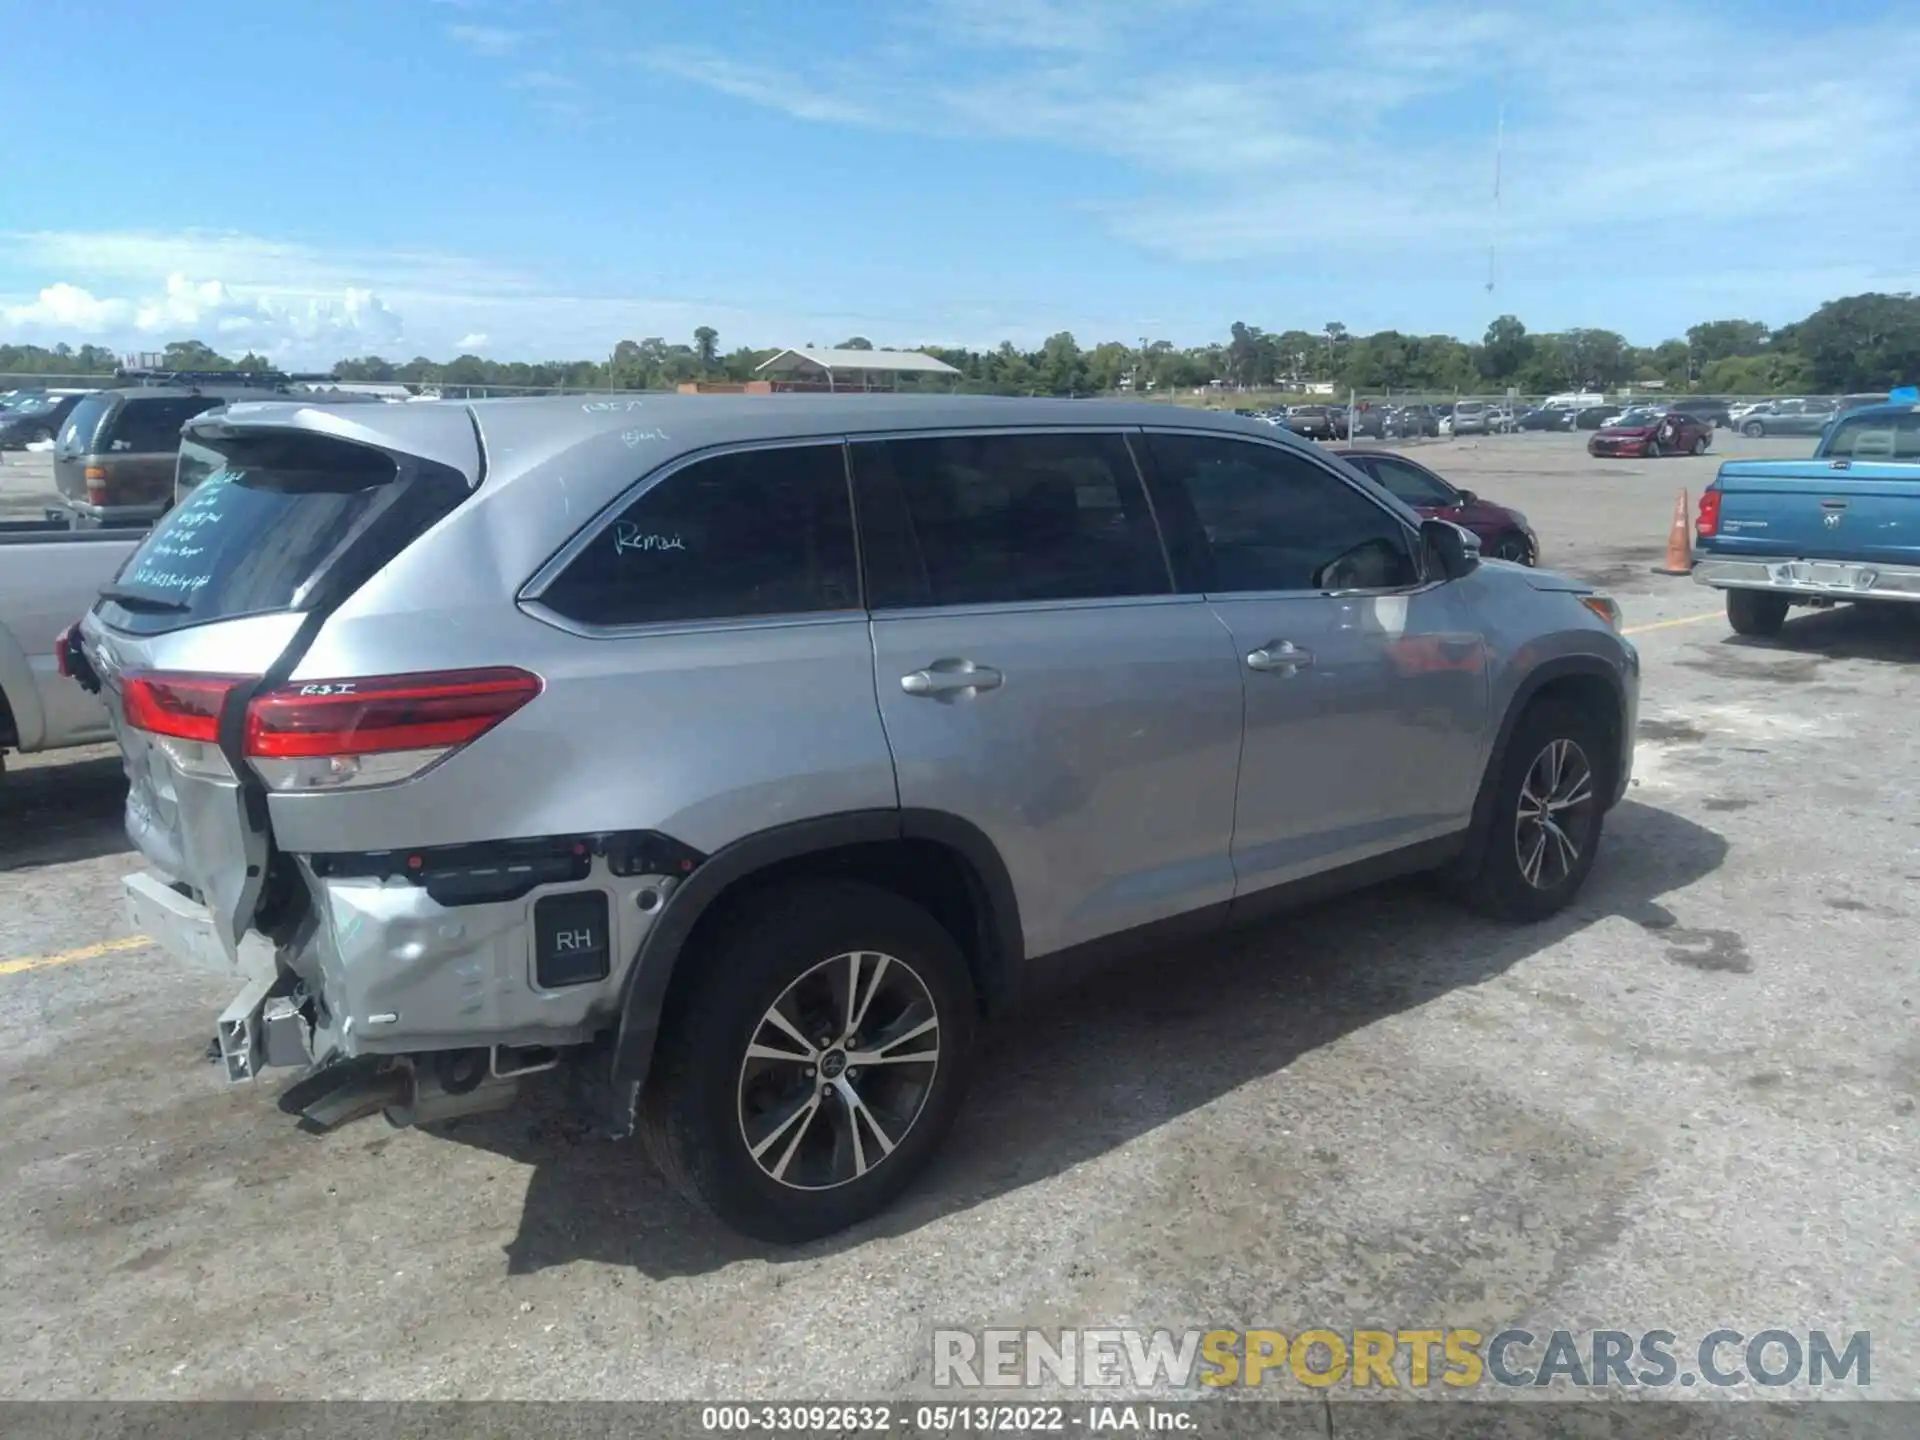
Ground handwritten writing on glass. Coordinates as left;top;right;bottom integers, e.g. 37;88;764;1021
621;428;669;447
582;399;647;413
613;522;687;555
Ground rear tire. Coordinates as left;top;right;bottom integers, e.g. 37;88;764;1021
1453;700;1609;922
1742;421;1765;438
639;879;976;1243
1726;588;1789;637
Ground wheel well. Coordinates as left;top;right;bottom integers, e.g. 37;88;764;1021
1523;672;1623;794
0;686;16;749
661;838;1004;1022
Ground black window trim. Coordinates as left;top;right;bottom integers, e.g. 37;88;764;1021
1354;451;1463;509
1134;425;1442;599
846;423;1186;618
517;433;870;641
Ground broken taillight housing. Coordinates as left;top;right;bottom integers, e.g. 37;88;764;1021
243;667;543;792
120;671;250;779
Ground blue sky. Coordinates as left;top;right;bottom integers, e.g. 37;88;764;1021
4;0;1916;365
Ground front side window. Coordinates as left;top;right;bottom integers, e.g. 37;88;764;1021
536;443;859;627
851;431;1169;608
1145;432;1419;594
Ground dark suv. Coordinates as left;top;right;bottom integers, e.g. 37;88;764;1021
54;371;313;525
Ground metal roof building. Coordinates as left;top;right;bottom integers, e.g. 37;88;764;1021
754;347;962;392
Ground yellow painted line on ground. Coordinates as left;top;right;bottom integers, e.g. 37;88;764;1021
0;934;152;977
1623;610;1724;637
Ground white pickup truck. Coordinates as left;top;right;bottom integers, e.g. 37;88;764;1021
0;519;147;776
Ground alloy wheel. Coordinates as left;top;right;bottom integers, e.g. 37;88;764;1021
1514;738;1596;891
736;950;941;1191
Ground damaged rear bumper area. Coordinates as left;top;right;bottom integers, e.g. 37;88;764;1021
124;831;702;1132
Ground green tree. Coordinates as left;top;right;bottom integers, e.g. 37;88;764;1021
693;326;719;373
1686;319;1770;364
1783;293;1920;391
1478;315;1533;384
1035;331;1087;395
837;336;874;350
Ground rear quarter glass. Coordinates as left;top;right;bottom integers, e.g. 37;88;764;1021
60;391;117;451
99;430;470;637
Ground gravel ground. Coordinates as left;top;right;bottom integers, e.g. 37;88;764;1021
1;431;1914;1405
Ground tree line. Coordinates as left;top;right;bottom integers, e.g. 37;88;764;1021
4;292;1916;397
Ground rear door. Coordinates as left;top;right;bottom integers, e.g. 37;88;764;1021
78;418;478;953
852;428;1244;960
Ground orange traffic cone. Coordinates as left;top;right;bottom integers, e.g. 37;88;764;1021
1651;489;1692;575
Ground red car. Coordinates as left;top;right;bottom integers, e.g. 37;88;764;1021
1587;408;1714;458
1337;448;1538;564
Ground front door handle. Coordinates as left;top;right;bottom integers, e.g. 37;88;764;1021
901;660;1004;697
1246;640;1313;676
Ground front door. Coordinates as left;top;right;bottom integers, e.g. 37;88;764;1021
1138;430;1490;895
850;428;1245;961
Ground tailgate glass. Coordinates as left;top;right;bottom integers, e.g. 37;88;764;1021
89;425;473;950
102;429;458;636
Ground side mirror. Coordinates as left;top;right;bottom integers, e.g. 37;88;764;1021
1421;517;1479;581
1455;488;1478;505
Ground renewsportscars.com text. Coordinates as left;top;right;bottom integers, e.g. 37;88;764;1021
932;1327;1871;1390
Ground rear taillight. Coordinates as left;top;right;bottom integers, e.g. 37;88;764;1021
54;633;72;679
122;672;249;743
121;671;252;780
1697;488;1722;539
84;465;108;504
244;667;542;792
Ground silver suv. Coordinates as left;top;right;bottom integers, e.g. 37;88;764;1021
74;395;1638;1241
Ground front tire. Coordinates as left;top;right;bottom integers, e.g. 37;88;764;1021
1490;532;1533;564
1690;435;1708;455
1645;438;1662;458
1726;588;1789;637
640;880;976;1243
1742;421;1765;438
1454;700;1608;922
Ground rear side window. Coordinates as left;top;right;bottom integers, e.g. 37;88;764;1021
1823;412;1920;460
851;431;1170;608
535;443;859;628
1145;432;1418;593
108;396;223;453
60;392;116;452
101;431;465;636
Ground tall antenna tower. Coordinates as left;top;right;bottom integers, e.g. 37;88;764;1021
1487;81;1505;298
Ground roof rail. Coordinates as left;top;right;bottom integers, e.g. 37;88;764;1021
112;367;338;388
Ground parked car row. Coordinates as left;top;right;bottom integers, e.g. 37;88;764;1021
0;388;95;450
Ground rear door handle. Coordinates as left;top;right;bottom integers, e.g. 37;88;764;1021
1246;641;1313;675
901;661;1004;697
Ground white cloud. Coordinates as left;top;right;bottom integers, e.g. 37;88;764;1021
446;23;529;57
456;332;490;351
2;273;404;366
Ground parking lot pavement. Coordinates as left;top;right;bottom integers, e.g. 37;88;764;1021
2;431;1914;1402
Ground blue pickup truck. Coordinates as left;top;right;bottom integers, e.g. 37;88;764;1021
1692;397;1920;635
